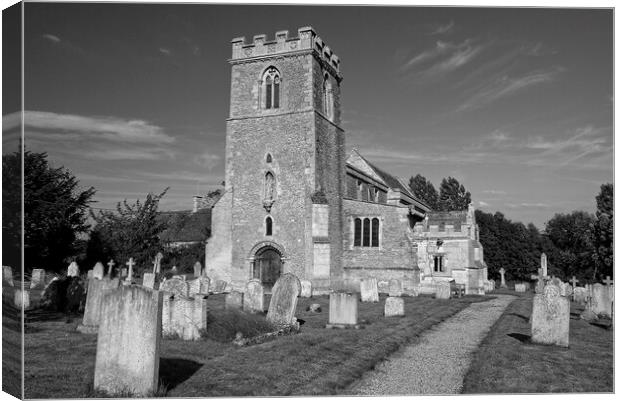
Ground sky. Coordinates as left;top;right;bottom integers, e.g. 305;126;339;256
2;2;614;229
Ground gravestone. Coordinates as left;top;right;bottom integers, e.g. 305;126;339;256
162;293;207;340
591;283;612;317
106;260;116;278
377;280;389;294
211;279;227;293
499;268;507;288
2;266;13;286
559;282;573;298
360;277;379;303
188;276;210;296
326;292;359;329
388;279;403;297
570;276;579;300
78;278;121;333
244;279;264;314
93;262;105;280
66;277;87;312
384;296;405;317
121;268;128;278
225;291;244;310
435;281;451;299
573;287;588;305
193;262;202;278
160;278;189;297
300;279;312;298
514;283;526;293
142;273;156;289
30;269;46;289
94;285;163;396
87;270;94;279
531;282;570;347
67;261;80;277
14;289;30;309
266;273;301;327
152;252;163;274
540;253;548;277
125;258;135;282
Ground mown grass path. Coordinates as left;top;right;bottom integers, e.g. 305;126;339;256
346;294;515;395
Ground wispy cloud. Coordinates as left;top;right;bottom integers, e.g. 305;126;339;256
477;200;490;207
482;189;507;195
456;67;564;112
42;33;61;43
401;39;484;81
428;21;454;36
159;47;171;56
194;152;222;170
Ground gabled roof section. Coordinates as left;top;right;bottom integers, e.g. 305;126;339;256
346;149;386;185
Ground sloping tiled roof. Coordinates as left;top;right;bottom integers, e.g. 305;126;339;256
426;211;468;225
158;209;211;243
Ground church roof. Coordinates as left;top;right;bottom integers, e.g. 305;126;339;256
158;209;211;243
426;210;468;225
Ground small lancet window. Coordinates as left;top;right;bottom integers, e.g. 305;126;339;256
264;67;280;109
265;216;273;236
323;74;333;120
264;172;275;200
266;153;272;163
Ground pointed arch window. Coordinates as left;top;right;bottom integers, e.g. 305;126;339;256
263;67;280;109
266;153;272;163
265;216;273;236
264;172;275;201
323;74;333;120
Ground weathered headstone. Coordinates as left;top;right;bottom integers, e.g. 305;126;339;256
211;279;227;293
435;281;451;299
2;266;13;286
570;276;579;301
266;273;301;327
225;290;244;310
573;287;588;305
121;268;128;278
30;269;46;289
531;282;570;347
87;270;94;279
384;296;405;317
78;278;122;333
125;258;135;282
499;268;507;288
160;278;190;297
193;261;202;278
559;282;573;298
13;289;30;309
188;276;210;296
152;252;163;274
540;253;548;277
93;262;105;280
360;277;379;303
591;283;612;317
388;279;403;297
94;285;163;396
67;261;80;277
243;279;264;314
326;292;359;328
162;293;207;340
300;279;312;298
66;277;87;312
142;273;156;290
106;260;116;278
515;283;526;293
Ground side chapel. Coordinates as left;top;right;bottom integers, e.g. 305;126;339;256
205;27;488;294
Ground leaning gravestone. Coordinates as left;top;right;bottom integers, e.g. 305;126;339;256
591;283;612;317
160;277;190;297
211;279;227;294
388;279;403;297
327;292;359;329
266;273;301;327
94;285;163;396
435;281;451;299
243;279;264;314
93;262;105;280
360;277;379;303
300;280;312;298
384;296;405;317
78;278;121;333
2;266;13;286
225;291;244;310
30;269;46;289
193;262;202;278
531;282;570;347
142;273;156;290
188;276;210;296
67;261;80;277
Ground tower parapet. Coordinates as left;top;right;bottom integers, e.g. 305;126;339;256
230;27;341;80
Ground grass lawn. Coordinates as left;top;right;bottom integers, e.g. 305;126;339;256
2;301;23;398
461;291;614;393
21;292;487;397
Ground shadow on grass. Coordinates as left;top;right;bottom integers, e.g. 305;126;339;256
159;358;204;390
507;332;531;343
507;313;529;321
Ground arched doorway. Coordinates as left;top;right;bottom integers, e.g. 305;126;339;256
254;247;282;291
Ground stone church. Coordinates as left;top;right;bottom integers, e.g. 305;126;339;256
205;27;488;295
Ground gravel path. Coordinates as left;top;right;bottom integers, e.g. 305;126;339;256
347;294;515;396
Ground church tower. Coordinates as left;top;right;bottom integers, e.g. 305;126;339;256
205;27;345;292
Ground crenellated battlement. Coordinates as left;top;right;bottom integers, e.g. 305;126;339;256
230;27;341;77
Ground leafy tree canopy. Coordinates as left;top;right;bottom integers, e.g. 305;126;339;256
438;176;471;211
408;174;438;210
593;183;613;280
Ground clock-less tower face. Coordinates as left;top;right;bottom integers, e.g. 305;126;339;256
221;27;345;290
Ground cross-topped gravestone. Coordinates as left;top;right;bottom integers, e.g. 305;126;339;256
570;276;579;301
540;253;547;277
531;268;546;293
126;258;135;282
152;252;163;274
499;268;507;288
107;260;115;277
603;276;613;287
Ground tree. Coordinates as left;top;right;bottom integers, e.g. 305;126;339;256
408;174;438;209
438;176;471;211
88;189;168;273
3;150;95;272
593;183;613;280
